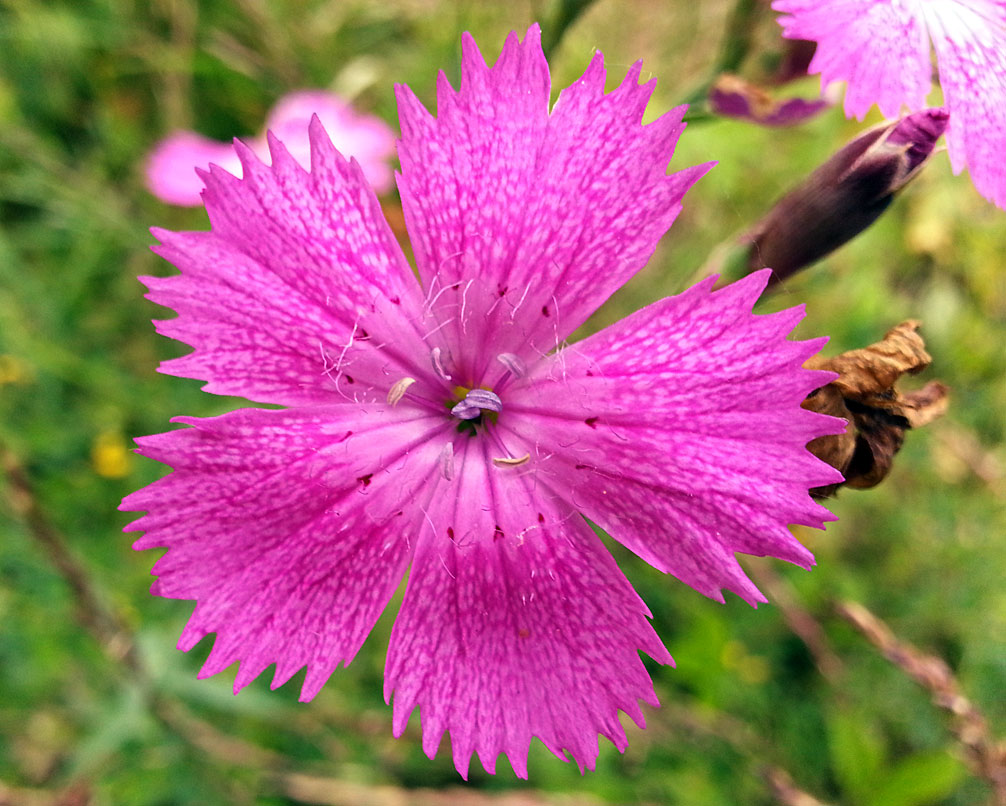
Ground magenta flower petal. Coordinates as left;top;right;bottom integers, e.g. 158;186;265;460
773;0;1006;208
265;90;397;193
143;125;430;406
395;26;711;378
773;0;932;119
145;131;243;206
503;271;843;605
926;2;1006;208
126;24;842;777
123;405;450;699
384;437;670;779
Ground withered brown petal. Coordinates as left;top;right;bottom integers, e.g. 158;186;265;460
801;321;949;497
901;381;951;428
805;319;931;398
803;386;856;494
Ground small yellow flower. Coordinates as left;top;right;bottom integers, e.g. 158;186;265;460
91;431;132;479
0;354;29;385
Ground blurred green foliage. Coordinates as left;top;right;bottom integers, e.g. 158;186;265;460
1;1;1004;804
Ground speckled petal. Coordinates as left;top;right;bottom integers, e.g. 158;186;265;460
145;119;432;406
502;271;844;605
121;405;451;700
265;91;397;193
773;0;932;119
384;437;669;779
924;1;1006;207
395;24;709;382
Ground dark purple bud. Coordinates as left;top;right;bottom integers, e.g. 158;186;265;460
746;108;949;282
772;39;817;85
886;109;951;174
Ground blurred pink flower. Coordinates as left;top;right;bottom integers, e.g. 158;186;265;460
146;90;396;205
123;26;841;778
773;0;1006;208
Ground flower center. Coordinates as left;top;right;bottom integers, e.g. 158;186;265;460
450;388;503;420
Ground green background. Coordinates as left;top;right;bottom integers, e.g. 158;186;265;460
1;1;1004;804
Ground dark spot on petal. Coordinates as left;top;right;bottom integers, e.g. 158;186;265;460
358;329;370;340
585;417;598;428
345;375;355;384
389;296;401;305
447;526;455;541
450;283;460;291
574;463;589;470
497;284;508;297
585;369;594;377
518;628;530;639
541;305;550;317
537;512;545;524
494;525;505;542
395;510;403;517
357;473;373;487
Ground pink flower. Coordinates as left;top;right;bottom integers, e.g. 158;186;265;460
122;26;842;778
773;0;1006;208
145;90;396;205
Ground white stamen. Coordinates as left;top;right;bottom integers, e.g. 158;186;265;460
431;347;452;380
496;353;527;378
492;453;531;468
387;377;416;406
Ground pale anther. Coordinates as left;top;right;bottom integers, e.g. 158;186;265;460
492;453;531;468
387;377;416;406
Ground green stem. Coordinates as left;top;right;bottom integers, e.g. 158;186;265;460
542;0;600;59
681;0;762;107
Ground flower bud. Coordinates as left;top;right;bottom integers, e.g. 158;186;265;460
709;74;829;127
746;108;949;282
773;38;817;85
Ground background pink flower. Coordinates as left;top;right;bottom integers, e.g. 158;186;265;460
773;0;1006;208
145;90;396;206
123;25;842;778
